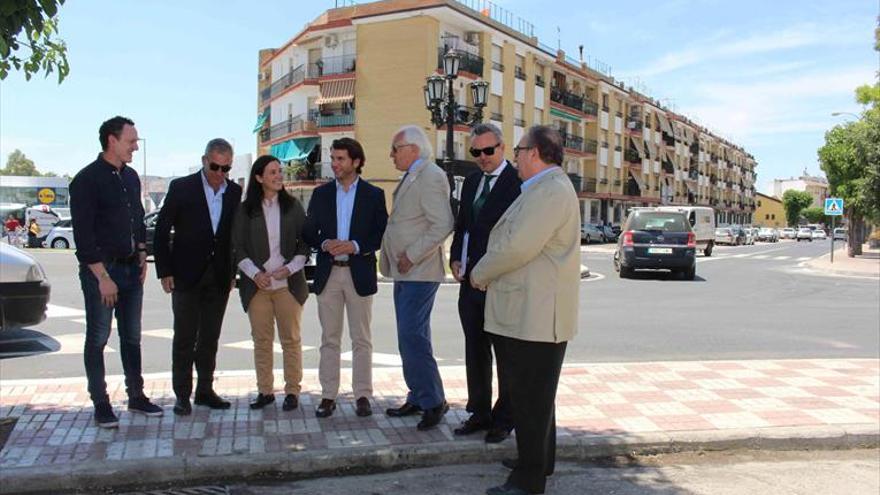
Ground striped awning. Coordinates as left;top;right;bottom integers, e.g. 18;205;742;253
656;112;673;135
629;168;646;190
316;78;355;105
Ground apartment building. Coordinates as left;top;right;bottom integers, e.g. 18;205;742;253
773;171;829;209
255;0;757;225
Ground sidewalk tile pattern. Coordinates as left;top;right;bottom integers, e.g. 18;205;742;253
1;359;877;469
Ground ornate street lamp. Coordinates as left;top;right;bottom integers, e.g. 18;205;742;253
424;49;489;207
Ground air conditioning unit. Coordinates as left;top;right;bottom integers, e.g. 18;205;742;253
324;34;339;48
464;31;480;45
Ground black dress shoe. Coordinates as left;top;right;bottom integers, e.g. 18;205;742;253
385;402;422;417
417;401;449;431
355;397;373;417
486;483;530;495
282;394;298;411
501;458;518;470
485;426;512;443
454;415;491;436
315;398;336;418
194;391;231;410
173;398;192;416
249;393;275;410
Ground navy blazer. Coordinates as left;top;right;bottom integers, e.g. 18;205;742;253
450;161;521;280
303;177;388;297
153;171;242;291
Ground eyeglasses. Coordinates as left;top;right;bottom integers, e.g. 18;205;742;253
513;146;534;155
208;162;232;173
469;143;500;157
391;143;414;153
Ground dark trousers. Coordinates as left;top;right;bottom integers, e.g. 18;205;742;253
171;268;229;399
493;334;567;494
458;283;511;429
79;261;144;404
393;281;445;409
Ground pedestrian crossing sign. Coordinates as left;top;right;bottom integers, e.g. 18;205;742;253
824;197;843;216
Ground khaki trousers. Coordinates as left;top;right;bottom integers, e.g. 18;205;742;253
247;287;303;395
317;266;373;400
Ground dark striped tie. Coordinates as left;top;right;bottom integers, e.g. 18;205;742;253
472;174;493;221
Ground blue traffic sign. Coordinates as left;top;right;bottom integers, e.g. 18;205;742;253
824;197;844;216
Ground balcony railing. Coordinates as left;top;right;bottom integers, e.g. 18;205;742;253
317;111;355;127
490;112;503;121
514;118;526;127
582;100;599;116
624;148;640;163
661;162;674;174
492;61;504;71
662;134;675;147
584;139;598;154
550;87;584;114
260;87;271;103
560;130;584;152
437;48;484;76
316;54;356;76
582;177;597;193
535;74;545;87
267;113;317;141
627;120;643;133
514;66;526;80
269;63;320;99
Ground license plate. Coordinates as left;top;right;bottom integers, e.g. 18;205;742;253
648;247;672;254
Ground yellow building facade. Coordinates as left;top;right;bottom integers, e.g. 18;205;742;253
255;0;757;224
754;192;785;228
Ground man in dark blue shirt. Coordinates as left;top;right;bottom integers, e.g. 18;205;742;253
70;116;162;428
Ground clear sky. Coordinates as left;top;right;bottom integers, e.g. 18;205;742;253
0;0;876;194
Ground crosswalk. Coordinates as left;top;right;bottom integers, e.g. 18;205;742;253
700;250;813;264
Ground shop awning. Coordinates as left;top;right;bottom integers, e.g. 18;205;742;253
550;107;581;122
629;168;646;191
270;137;319;162
316;78;355;105
252;108;270;133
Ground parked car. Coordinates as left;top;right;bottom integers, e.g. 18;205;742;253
599;224;617;242
581;224;606;243
757;228;779;243
613;210;696;280
833;228;847;240
796;227;813;242
655;206;716;256
42;219;75;249
780;228;797;239
743;227;756;245
812;229;827;240
0;243;50;330
715;227;735;245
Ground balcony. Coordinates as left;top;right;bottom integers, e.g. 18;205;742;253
624;148;641;164
317;54;356;76
550;87;585;114
260;87;271;103
582;100;599;116
267;113;317;141
626;120;643;133
584;139;598;154
582;177;597;193
662;133;675;147
437;48;484;76
599;178;609;184
316;110;355;128
269;63;319;99
559;130;584;152
567;173;582;191
514;66;526;80
661;162;674;174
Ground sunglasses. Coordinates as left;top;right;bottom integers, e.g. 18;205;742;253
208;162;232;173
469;143;500;157
513;146;534;154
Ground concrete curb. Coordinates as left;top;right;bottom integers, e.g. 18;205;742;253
2;424;876;494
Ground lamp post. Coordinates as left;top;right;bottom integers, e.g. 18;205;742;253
137;137;148;211
423;49;489;203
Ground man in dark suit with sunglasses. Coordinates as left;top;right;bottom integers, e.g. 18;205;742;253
154;138;243;415
450;123;521;443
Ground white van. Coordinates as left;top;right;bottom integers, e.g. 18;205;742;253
24;205;64;242
655;206;717;256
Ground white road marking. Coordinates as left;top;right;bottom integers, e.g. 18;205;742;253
797;257;812;261
44;332;116;355
224;339;316;353
45;304;86;318
340;351;406;366
142;328;175;339
752;255;769;259
773;256;791;260
71;318;115;329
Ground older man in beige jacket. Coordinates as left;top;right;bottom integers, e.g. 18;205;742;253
380;125;454;431
471;125;580;495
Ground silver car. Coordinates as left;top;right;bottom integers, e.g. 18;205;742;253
0;243;51;330
581;224;606;243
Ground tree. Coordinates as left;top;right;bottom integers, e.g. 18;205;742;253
801;207;828;224
782;190;813;227
0;0;69;82
0;149;56;176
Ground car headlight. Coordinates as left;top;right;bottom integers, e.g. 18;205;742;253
26;263;47;282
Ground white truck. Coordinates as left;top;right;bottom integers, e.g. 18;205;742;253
654;206;717;256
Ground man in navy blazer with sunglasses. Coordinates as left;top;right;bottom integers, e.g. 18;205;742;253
450;123;521;443
154;138;242;416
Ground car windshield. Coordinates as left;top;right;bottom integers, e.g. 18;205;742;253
629;213;689;232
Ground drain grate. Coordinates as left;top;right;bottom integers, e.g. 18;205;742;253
121;487;229;495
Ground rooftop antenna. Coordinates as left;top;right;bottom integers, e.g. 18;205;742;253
557;26;561;52
579;45;584;63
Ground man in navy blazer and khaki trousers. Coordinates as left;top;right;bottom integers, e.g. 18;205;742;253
303;137;388;418
450;123;520;443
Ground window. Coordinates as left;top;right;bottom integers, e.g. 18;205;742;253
765;214;770;220
602;93;609;111
491;44;503;71
771;214;775;220
757;200;762;207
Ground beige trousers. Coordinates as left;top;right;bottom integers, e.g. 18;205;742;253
247;287;303;395
317;266;373;400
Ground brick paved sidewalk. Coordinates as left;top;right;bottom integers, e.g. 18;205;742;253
1;359;878;491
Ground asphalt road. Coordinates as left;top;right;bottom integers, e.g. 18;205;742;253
1;239;877;380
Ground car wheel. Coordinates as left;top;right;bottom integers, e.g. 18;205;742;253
619;265;632;278
704;241;714;257
682;265;696;281
52;238;69;249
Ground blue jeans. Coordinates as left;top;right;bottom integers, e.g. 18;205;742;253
79;261;145;404
393;281;444;409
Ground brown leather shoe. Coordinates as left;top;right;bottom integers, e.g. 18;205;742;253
355;397;372;417
315;398;336;418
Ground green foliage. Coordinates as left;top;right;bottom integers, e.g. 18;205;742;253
0;149;53;176
782;190;813;227
0;0;69;83
801;207;827;224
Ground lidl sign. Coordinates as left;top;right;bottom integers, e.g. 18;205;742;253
824;197;843;216
37;188;56;204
